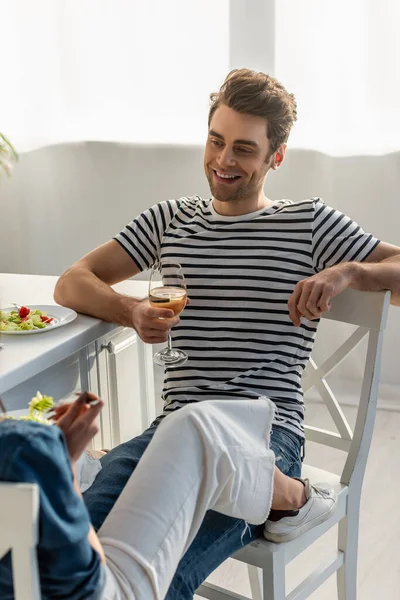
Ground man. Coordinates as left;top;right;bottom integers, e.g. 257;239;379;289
55;68;400;598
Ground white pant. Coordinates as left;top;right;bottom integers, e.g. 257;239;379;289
99;398;276;600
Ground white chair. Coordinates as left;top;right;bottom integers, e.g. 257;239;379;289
1;289;390;600
0;482;41;600
196;288;391;600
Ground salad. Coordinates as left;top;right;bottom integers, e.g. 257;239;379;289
0;305;54;332
5;391;54;424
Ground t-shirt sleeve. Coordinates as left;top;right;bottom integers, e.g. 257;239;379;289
113;199;178;271
312;199;380;272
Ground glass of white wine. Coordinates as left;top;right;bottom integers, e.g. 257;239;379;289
148;261;188;366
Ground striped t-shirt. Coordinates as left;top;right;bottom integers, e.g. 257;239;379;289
114;197;379;437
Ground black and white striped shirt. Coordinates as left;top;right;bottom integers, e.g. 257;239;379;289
115;197;380;437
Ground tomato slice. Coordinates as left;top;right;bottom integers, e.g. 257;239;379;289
40;316;54;324
19;306;30;319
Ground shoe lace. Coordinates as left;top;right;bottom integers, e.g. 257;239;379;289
311;485;331;500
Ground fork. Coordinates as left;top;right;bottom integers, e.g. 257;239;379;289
0;397;7;415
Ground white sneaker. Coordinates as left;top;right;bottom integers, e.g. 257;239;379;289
264;479;337;543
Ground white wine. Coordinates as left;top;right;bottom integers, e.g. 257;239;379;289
149;286;187;316
149;262;188;366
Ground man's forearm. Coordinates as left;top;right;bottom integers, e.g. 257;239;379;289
54;267;140;325
348;256;400;305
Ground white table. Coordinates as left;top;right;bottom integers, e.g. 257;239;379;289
0;274;155;448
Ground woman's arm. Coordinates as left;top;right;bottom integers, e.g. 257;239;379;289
71;463;106;564
53;392;107;564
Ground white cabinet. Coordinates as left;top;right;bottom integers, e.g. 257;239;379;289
3;329;156;450
87;328;156;450
3;352;81;414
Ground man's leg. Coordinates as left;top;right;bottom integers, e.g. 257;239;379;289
84;407;301;600
83;424;158;530
164;425;302;600
98;399;278;599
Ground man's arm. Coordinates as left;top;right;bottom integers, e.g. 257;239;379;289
54;240;179;343
352;241;400;305
54;240;141;324
288;241;400;325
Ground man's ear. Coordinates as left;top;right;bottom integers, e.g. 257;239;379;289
271;144;287;170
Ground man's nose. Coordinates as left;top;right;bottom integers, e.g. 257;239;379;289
217;146;236;169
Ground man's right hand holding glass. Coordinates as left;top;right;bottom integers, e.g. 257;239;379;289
130;298;180;344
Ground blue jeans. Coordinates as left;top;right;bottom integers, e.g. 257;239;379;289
84;421;303;600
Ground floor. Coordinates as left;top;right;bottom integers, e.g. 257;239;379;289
195;402;400;599
153;357;400;599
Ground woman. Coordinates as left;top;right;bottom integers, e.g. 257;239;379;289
0;393;335;599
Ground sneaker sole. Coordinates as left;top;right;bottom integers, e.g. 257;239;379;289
263;501;338;543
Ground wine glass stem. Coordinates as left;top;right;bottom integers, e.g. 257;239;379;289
167;330;173;353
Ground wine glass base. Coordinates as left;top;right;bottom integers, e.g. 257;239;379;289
154;348;188;367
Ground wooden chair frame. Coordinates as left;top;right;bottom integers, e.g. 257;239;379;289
197;289;391;600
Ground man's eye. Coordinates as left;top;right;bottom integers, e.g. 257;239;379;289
236;147;252;154
211;139;223;147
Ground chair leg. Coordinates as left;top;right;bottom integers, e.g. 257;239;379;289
337;512;359;600
12;546;41;600
248;565;263;600
262;552;286;600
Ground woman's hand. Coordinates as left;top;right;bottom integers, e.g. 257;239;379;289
52;392;104;464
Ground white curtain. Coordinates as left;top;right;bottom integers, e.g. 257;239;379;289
1;0;399;156
1;0;229;151
275;0;400;155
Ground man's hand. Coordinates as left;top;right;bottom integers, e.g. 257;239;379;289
131;298;180;343
53;392;104;464
288;263;356;326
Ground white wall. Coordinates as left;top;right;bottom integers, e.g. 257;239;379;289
268;149;400;389
0;142;399;387
0;143;210;275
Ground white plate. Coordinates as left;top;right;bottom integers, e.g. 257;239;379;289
0;305;77;335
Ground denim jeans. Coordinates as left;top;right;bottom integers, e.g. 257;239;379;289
84;415;303;600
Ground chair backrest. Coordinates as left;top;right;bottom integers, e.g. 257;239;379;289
0;482;41;600
302;288;391;487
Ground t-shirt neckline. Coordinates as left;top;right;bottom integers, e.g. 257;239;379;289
208;198;284;222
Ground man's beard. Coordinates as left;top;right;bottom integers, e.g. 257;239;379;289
206;166;268;203
207;176;253;202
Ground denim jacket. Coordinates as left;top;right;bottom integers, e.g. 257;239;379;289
0;419;102;599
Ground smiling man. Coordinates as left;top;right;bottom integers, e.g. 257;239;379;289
55;69;400;599
205;97;285;213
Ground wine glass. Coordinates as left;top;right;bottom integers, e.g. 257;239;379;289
148;261;188;366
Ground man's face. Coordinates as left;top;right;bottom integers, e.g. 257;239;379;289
204;104;275;204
